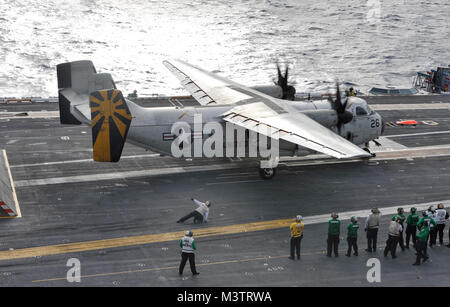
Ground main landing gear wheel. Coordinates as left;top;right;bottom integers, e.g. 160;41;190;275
259;168;276;180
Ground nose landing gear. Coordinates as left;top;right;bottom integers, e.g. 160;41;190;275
259;167;276;180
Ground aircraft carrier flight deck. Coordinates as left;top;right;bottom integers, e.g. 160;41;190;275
1;94;450;286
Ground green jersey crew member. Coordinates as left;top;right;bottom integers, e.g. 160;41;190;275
413;220;431;266
327;213;341;257
179;230;200;276
346;216;359;257
417;211;437;254
405;207;420;249
289;215;305;260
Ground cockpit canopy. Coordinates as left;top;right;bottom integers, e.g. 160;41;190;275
346;97;373;116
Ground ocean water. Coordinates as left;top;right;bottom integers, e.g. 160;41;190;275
0;0;449;97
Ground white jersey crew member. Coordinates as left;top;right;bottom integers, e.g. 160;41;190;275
435;203;449;246
177;198;211;224
179;231;199;275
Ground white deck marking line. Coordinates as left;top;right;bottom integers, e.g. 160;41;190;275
371;136;408;152
1;150;21;218
11;153;161;168
207;180;264;185
13;163;247;187
12;144;450;187
385;130;450;138
371;103;450;110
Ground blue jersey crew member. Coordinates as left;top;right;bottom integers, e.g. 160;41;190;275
289;215;305;260
179;230;199;276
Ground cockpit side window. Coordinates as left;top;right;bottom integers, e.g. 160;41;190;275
355;106;368;116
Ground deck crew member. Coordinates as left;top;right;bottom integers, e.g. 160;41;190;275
346;216;359;257
384;217;402;259
427;206;438;247
392;208;406;251
289;215;305;260
435;203;449;246
327;213;341;257
177;198;211;224
365;208;381;252
417;211;437;255
405;207;420;249
179;230;200;276
413;220;431;266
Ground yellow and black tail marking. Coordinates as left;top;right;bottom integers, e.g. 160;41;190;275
89;89;132;162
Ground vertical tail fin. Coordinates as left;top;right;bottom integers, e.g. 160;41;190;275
90;89;132;162
57;60;116;125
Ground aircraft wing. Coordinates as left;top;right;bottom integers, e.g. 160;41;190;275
222;102;372;159
163;59;371;159
163;59;280;106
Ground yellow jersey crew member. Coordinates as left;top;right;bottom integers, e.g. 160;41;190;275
289;215;305;260
179;230;200;276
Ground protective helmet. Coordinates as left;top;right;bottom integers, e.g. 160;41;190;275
428;205;435;212
422;211;428;217
331;212;339;218
351;216;357;223
397;207;404;214
437;203;444;209
296;215;303;222
411;207;417;213
185;230;193;237
205;201;211;207
371;208;379;214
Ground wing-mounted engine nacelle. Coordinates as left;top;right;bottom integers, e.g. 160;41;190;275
251;84;296;100
251;85;283;99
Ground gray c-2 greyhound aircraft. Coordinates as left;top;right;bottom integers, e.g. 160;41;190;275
56;60;384;179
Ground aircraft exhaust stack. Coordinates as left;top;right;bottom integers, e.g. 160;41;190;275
89;89;132;162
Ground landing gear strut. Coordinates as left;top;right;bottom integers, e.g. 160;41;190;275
363;147;376;158
259;167;276;180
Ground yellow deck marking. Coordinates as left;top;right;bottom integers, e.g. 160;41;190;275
1;149;21;218
0;218;293;261
32;239;449;283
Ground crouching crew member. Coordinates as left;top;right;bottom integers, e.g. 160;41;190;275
435;203;449;246
413;220;431;266
346;216;359;257
405;207;419;249
392;208;406;251
177;198;211;224
365;208;381;252
179;230;200;276
327;213;341;257
289;215;305;260
384;217;402;259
